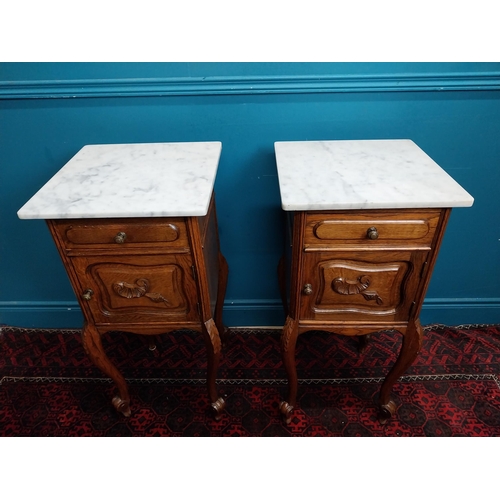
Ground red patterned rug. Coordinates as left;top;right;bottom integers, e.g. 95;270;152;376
1;324;500;436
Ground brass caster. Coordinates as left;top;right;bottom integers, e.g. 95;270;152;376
112;396;131;417
279;401;294;425
211;397;226;421
220;327;230;346
148;336;157;351
378;400;397;425
358;334;372;354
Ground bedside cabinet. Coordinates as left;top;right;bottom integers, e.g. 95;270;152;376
275;139;474;424
18;142;228;420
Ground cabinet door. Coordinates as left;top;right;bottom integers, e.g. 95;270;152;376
299;250;427;323
70;254;199;326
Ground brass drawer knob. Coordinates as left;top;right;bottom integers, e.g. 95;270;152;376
81;289;94;301
367;226;379;240
303;283;313;295
114;231;127;244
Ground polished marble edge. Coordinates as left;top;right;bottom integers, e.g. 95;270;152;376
275;139;474;211
18;142;222;219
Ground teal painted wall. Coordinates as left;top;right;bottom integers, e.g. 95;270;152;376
1;62;499;328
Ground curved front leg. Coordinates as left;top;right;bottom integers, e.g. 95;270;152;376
81;322;131;417
202;318;225;420
378;319;424;424
279;316;300;424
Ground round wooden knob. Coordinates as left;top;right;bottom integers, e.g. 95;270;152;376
81;289;94;301
367;226;379;240
114;231;127;244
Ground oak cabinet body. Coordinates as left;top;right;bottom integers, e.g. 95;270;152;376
299;209;441;324
46;197;228;418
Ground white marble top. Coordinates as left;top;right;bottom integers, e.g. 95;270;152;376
18;142;222;219
275;139;474;211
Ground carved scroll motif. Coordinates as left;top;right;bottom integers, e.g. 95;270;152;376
112;278;169;305
332;275;383;305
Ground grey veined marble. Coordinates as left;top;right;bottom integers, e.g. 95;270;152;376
18;142;222;219
274;139;474;211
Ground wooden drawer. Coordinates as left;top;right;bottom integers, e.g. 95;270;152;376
52;218;189;250
304;209;441;250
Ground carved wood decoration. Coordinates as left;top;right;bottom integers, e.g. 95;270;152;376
332;275;383;304
299;254;420;320
79;258;196;322
113;278;169;304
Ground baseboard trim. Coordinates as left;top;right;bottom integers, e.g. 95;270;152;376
2;72;500;100
419;298;500;326
222;300;285;328
0;301;83;329
1;297;499;329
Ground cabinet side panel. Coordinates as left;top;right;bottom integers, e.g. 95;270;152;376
201;197;220;318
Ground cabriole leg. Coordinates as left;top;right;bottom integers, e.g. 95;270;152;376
378;319;424;424
202;318;225;420
81;322;131;417
279;316;300;424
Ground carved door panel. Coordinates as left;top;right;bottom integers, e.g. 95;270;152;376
299;250;427;322
70;254;199;325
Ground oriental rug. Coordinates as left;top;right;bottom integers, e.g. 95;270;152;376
1;324;499;436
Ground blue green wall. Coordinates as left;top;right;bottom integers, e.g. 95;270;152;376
1;62;499;328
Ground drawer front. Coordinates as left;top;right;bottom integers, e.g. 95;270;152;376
53;218;189;250
299;250;427;322
71;254;199;325
304;210;441;249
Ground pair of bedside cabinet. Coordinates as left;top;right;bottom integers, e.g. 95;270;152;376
18;140;473;424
